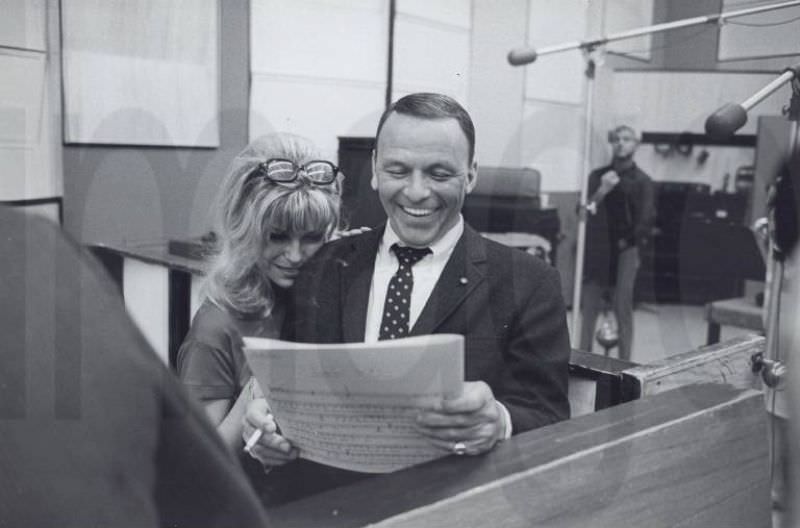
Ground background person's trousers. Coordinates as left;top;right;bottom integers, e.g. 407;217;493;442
579;246;640;361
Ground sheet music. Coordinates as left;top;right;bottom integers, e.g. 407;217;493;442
243;334;464;473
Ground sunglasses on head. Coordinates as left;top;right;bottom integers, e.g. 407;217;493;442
250;158;339;185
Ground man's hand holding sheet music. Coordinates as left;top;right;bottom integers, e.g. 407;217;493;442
415;380;506;456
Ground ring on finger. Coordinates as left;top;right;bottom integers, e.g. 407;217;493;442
452;441;467;455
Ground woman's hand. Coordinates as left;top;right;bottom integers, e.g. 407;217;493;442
242;398;298;468
330;226;371;241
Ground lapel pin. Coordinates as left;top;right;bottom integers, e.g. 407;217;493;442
459;277;468;285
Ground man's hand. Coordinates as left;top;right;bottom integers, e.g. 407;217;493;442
598;170;620;194
414;381;506;456
242;398;298;468
587;170;620;209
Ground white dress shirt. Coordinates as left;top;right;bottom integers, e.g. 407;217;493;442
364;217;463;342
363;215;512;438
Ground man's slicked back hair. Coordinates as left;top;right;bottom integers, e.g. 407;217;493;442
375;92;476;162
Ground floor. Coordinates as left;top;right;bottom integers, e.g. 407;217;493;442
568;302;758;365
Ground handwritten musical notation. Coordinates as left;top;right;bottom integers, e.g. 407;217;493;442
243;334;464;473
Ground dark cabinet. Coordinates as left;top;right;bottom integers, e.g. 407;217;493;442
635;182;761;304
338;137;385;229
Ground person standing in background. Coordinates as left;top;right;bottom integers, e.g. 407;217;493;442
580;125;655;361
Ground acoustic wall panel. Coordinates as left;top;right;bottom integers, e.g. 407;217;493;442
604;0;653;61
0;0;46;51
0;48;60;201
719;0;800;61
520;100;585;192
396;0;471;28
249;0;388;159
0;50;45;144
525;0;587;106
251;0;387;83
62;0;219;147
392;14;471;104
250;74;384;160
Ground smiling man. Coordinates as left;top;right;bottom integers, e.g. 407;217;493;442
257;93;570;502
371;109;477;249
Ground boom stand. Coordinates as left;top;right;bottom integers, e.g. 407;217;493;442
570;49;598;347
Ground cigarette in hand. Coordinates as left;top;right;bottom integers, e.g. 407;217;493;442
243;428;263;453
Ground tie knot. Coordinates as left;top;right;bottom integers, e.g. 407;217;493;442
391;244;431;266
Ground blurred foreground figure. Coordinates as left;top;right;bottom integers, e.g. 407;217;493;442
0;206;268;527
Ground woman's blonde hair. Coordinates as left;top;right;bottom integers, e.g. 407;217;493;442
202;133;342;316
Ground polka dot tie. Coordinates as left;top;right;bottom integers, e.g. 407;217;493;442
379;244;431;340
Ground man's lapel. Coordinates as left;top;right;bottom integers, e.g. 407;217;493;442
410;225;486;336
340;227;383;343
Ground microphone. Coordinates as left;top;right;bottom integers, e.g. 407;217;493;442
704;64;798;139
507;47;538;66
705;103;748;139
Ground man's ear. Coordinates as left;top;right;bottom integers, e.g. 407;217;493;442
465;158;478;194
370;149;378;191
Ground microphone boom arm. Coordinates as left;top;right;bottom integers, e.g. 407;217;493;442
508;0;800;66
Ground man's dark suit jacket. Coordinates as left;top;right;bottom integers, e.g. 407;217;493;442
262;223;570;503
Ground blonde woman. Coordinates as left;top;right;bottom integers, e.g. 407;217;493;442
177;133;343;450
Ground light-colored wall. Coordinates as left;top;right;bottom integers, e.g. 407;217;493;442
468;0;526;168
60;0;799;252
63;0;250;244
0;0;62;205
466;0;658;194
589;0;800;194
248;0;388;161
393;0;472;103
248;0;472;162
